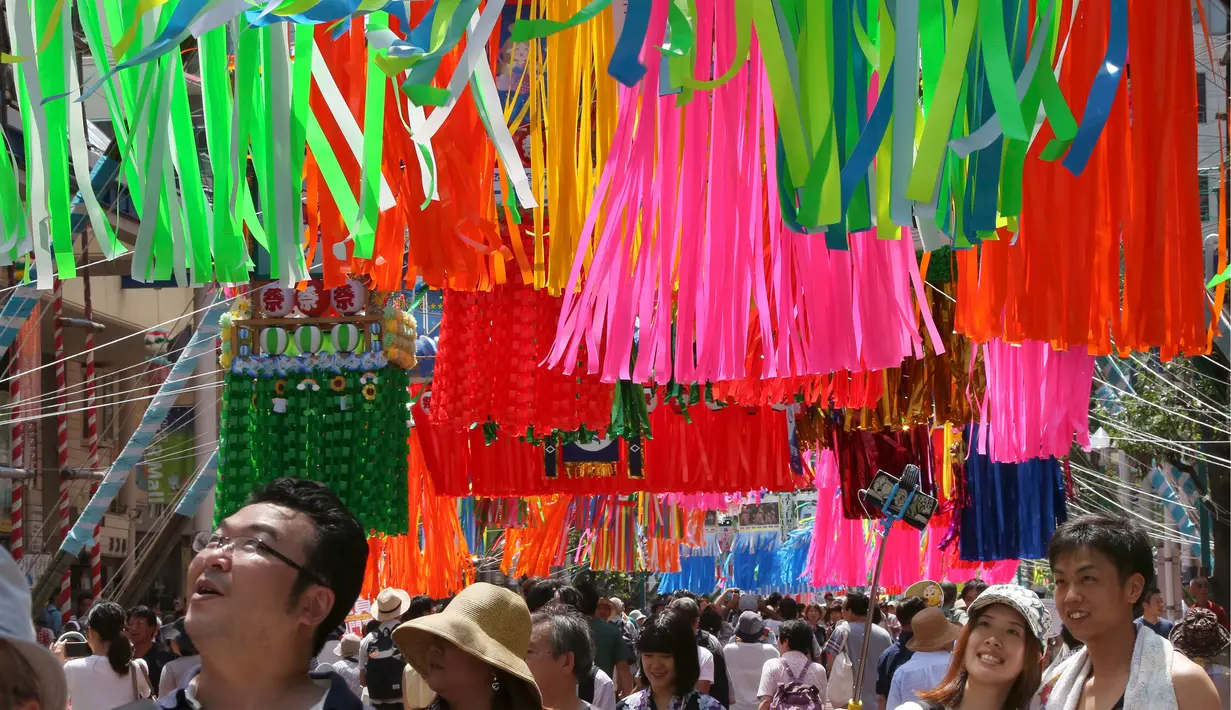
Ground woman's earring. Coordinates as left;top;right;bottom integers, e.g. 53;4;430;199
491;676;501;692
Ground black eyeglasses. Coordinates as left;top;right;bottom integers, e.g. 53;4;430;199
192;531;329;587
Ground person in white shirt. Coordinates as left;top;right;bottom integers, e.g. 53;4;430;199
526;605;600;710
724;611;780;710
757;619;826;710
885;607;961;709
56;601;153;710
158;619;201;697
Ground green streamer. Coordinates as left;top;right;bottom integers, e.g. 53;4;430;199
509;0;612;42
354;13;389;261
199;23;248;283
978;0;1028;141
907;0;979;203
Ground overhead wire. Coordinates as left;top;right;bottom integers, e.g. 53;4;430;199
0;286;226;387
1124;353;1229;415
1091;376;1231;435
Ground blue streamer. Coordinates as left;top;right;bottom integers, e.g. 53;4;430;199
840;65;895;215
62;295;227;556
173;452;220;516
608;0;650;86
1060;0;1127;176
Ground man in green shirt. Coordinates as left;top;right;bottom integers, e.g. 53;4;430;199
579;582;634;697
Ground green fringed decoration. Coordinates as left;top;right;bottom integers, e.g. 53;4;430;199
609;381;652;440
216;366;410;535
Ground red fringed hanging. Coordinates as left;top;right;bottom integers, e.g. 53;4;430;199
430;283;613;437
413;400;804;496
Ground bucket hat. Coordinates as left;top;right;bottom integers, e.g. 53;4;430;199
967;584;1051;646
0;548;67;710
393;582;540;705
906;607;964;652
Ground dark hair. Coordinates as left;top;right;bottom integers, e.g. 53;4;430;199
163;618;198;657
778;619;815;657
962;579;989;601
406;595;434;621
532;605;595;682
434;597;454;614
916;604;1044;710
1060;625;1082;650
527;580;583;613
364;620;381;637
895;596;929;627
668;597;700;628
127;605;158;628
248;478;369;655
699;607;723;636
637;611;701;696
1142;587;1163;604
1048;513;1155;602
87;601;134;675
940;581;958;605
576;581;603;616
844;591;870;617
778;597;799;620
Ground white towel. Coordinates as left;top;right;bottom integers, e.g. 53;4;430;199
1032;627;1177;710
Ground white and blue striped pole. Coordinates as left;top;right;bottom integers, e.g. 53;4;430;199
29;292;226;609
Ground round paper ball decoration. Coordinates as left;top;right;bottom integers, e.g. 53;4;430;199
261;327;289;355
259;286;296;317
331;324;362;353
294;326;324;354
144;329;169;356
331;280;367;315
296;279;329;317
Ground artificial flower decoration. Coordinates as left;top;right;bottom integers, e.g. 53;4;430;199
330;375;347;392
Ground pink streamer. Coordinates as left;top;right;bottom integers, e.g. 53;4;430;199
982;339;1094;463
547;0;944;384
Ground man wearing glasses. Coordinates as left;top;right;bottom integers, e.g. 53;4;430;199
158;478;369;710
1189;577;1230;630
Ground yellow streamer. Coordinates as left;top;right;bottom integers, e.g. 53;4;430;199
0;0;67;63
542;0;616;294
110;0;173;62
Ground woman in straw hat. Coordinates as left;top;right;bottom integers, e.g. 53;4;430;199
393;582;543;710
617;610;725;710
895;585;1051;710
0;548;68;710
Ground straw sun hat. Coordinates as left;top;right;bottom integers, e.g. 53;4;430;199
907;607;964;652
392;582;540;704
0;548;67;710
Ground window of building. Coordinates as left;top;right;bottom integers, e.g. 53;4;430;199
1199;172;1211;221
1197;72;1207;123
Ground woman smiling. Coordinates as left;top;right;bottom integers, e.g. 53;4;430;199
895;585;1050;710
618;611;725;710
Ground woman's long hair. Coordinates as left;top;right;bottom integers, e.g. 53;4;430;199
916;605;1043;710
86;601;133;675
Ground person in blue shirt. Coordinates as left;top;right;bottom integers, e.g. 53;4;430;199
875;596;927;710
1135;588;1175;639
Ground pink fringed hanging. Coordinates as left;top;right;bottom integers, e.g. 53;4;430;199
806;450;869;588
547;0;943;384
878;522;923;594
979;339;1095;463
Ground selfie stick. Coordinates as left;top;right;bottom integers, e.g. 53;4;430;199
848;464;934;710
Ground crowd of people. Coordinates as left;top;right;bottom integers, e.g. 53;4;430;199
1;478;1227;710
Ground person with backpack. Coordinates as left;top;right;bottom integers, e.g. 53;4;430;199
361;587;413;709
724;612;779;710
756;619;826;710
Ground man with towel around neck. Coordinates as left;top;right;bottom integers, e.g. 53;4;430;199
1033;513;1219;710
